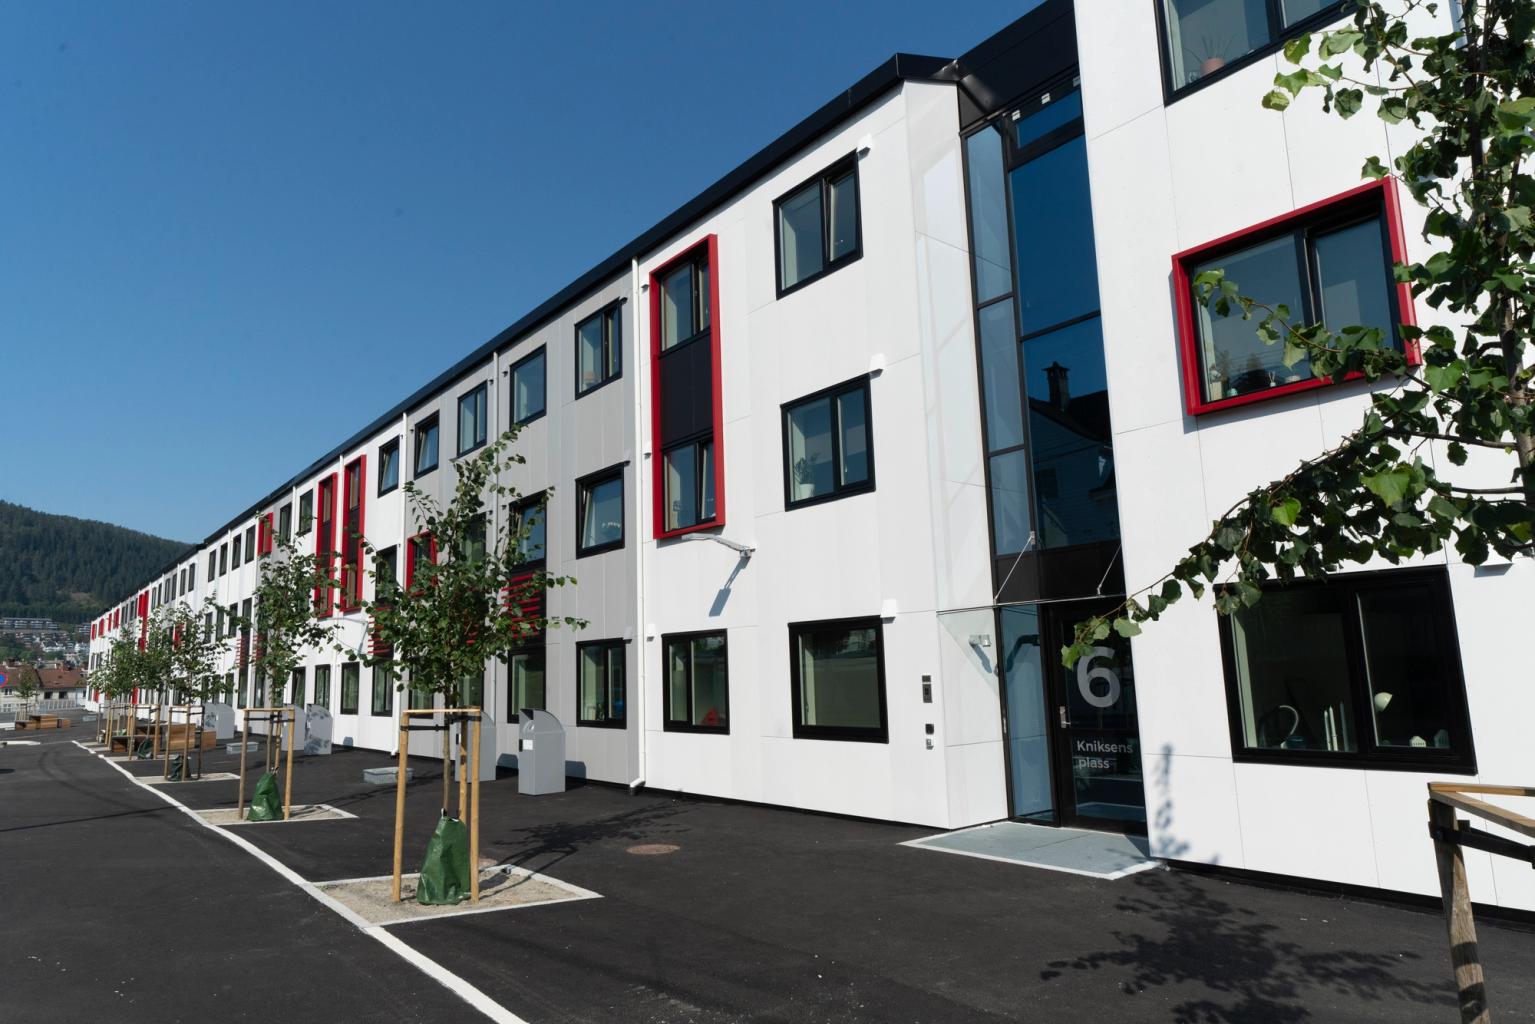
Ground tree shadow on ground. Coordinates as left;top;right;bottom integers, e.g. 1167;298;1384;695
490;802;689;884
1038;870;1453;1022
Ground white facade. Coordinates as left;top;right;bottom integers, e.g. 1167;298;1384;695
88;0;1533;911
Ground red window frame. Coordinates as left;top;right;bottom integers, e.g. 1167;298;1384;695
339;455;367;611
1172;177;1418;417
315;473;338;617
405;531;437;592
257;512;274;557
649;234;725;540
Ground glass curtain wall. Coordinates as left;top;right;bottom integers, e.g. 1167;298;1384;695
964;79;1121;602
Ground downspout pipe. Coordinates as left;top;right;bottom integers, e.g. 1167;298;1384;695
628;256;647;795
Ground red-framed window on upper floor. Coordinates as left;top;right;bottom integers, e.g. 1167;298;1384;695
1172;177;1418;417
650;234;724;540
257;512;274;558
315;472;338;617
405;531;437;592
339;456;366;611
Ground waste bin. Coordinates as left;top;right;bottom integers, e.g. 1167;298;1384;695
302;705;333;756
518;710;565;795
204;702;236;740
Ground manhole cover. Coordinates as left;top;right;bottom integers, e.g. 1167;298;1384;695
626;843;680;856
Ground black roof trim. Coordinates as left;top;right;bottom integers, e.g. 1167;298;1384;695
116;51;958;597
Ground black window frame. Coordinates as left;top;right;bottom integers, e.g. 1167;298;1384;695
658;251;712;353
1154;0;1348;104
575;300;624;398
313;664;331;709
509;493;548;570
298;490;314;535
278;502;292;542
219;543;228;576
504;640;546;723
575;464;626;558
780;374;876;510
662;630;730;734
370;662;394;717
456;384;488;458
1217;566;1476;774
774;154;863;297
377;437;400;497
509;347;548;426
660;438;717;532
576;638;627;729
231;534;242;568
788;616;889;743
339;661;361;715
414;414;440;477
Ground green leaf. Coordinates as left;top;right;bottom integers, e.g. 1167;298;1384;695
1090;620;1110;642
1361;155;1389;180
1446;442;1468;466
1423;362;1462;391
1334;88;1363;118
1271;497;1302;526
1319;30;1363;57
1113;619;1142;639
1362;468;1412;506
1261;89;1292;112
1282;33;1311;64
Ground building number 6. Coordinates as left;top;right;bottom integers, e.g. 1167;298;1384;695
1076;646;1121;709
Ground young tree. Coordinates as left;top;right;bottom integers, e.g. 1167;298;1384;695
362;428;584;813
251;534;338;709
159;597;232;778
10;663;42;720
95;625;143;748
1066;0;1533;666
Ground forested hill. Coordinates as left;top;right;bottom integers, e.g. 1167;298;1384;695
0;501;191;624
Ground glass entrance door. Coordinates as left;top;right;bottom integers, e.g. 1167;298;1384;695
1043;602;1146;832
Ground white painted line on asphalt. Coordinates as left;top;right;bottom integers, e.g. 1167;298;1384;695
71;740;533;1024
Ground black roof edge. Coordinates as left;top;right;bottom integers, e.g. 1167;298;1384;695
112;51;958;605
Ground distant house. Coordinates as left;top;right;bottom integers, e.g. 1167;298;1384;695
0;661;87;704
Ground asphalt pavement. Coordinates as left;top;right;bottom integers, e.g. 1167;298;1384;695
4;717;1533;1023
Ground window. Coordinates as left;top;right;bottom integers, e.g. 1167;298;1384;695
406;532;436;590
414;415;439;476
374;545;399;597
231;534;242;568
378;438;400;496
790;617;887;742
315;473;337;616
207;551;216;582
651;237;724;540
245;525;256;560
298;490;313;534
340;662;360;715
291;667;307;708
258;513;273;557
511;495;547;567
658;250;711;351
1175;179;1412;414
510;349;546;425
340;456;365;610
663;632;728;732
1219;567;1474;772
278;502;292;542
576;303;622;396
577;640;626;727
1159;0;1344;97
506;645;546;720
459;668;485;713
662;440;715;531
782;377;874;508
226;602;237;638
775;156;861;294
313;665;331;709
371;664;393;716
218;543;228;576
576;466;624;556
457;384;488;457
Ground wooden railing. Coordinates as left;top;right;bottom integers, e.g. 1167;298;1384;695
1427;782;1535;1024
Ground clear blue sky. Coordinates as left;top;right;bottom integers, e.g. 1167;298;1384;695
1;0;1029;542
